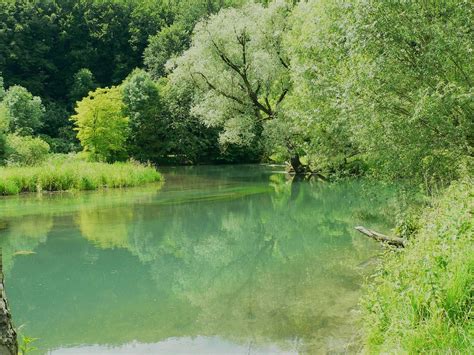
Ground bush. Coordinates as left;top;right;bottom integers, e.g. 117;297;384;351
362;178;473;352
0;160;162;195
5;134;50;166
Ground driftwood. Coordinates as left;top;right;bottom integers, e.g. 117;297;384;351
355;226;406;248
0;248;17;355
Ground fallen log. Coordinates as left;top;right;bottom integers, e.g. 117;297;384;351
355;226;406;248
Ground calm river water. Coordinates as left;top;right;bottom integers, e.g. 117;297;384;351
0;165;400;354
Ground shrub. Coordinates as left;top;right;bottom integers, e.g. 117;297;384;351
5;134;50;166
362;178;473;352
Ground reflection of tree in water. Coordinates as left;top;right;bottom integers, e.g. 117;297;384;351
124;176;399;353
0;214;53;274
0;185;164;272
1;172;402;353
75;208;134;249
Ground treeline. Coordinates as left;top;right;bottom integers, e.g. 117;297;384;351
0;0;258;162
1;0;472;188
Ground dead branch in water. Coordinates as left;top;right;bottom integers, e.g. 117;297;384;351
355;226;406;248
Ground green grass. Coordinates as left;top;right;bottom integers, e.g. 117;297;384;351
0;160;162;195
361;178;473;352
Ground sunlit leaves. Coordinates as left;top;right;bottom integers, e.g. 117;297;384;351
71;86;128;162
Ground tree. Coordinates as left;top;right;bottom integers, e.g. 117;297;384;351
122;69;168;162
144;0;252;79
169;1;297;169
122;70;226;164
71;86;128;162
0;75;5;163
1;85;45;135
68;68;97;104
144;22;191;79
0;75;5;100
346;0;474;188
282;1;362;177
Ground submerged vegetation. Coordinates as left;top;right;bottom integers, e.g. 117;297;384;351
0;159;161;195
0;0;472;352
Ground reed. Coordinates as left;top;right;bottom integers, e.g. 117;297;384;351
0;160;162;195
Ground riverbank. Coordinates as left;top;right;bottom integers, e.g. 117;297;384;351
362;178;473;352
0;160;162;195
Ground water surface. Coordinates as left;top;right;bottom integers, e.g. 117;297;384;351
0;165;399;354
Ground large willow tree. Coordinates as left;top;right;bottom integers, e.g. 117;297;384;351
169;1;309;171
286;0;473;186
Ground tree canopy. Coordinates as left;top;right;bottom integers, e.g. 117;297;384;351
170;1;292;158
71;86;128;162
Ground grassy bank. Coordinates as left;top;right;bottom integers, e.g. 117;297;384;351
0;160;162;195
362;179;473;352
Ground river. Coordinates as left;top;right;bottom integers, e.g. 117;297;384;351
0;165;400;354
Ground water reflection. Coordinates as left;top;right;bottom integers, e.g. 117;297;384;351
0;166;400;354
51;337;297;355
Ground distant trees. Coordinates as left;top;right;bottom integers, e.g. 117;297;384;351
0;0;164;101
0;76;50;166
69;69;97;105
0;85;44;136
0;0;255;157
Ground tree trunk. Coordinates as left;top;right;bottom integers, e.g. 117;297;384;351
0;249;17;355
290;154;306;175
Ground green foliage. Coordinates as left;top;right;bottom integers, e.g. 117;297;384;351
0;158;162;195
0;94;7;163
283;0;359;175
0;0;168;101
362;179;474;352
0;75;5;100
0;131;6;164
71;86;129;162
19;335;38;355
347;0;474;189
122;69;167;161
169;0;293;155
281;0;474;185
1;85;45;135
4;134;50;166
69;68;96;104
144;22;190;79
39;100;80;153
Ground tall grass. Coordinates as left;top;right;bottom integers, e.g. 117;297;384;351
361;178;473;352
0;160;162;195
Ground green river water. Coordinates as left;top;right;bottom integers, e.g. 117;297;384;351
0;165;400;354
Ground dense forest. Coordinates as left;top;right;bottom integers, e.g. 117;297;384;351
0;0;472;353
1;0;470;188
